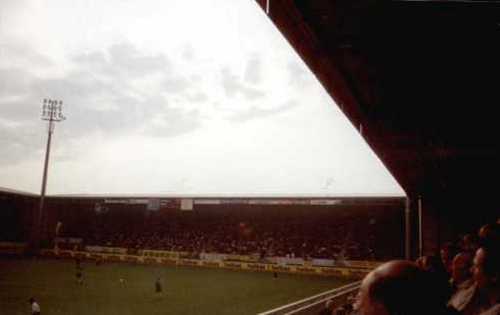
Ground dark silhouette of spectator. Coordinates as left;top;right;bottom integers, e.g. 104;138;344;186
448;252;476;312
333;305;346;315
343;302;354;314
470;245;499;315
420;255;447;275
318;299;333;315
478;223;500;249
462;234;479;253
441;242;458;276
415;255;425;269
451;252;473;287
419;255;453;303
353;260;453;315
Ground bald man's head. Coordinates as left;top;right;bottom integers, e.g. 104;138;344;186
354;260;449;315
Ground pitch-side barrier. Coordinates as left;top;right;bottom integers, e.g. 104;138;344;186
257;281;360;315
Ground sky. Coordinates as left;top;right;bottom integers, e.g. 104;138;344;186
0;0;405;197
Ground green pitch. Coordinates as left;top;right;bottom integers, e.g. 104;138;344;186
0;259;352;315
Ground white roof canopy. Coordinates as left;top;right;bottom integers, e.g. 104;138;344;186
0;0;405;197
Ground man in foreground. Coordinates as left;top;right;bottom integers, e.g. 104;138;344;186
353;260;453;315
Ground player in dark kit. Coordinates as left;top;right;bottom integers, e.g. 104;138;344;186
75;258;83;285
76;269;83;285
155;277;162;295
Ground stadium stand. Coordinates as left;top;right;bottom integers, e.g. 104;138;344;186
44;200;404;261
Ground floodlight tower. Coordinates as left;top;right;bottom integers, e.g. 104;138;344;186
34;99;66;254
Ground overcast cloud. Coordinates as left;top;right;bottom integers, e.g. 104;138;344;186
0;0;404;197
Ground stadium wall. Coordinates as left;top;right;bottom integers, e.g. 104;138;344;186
0;190;37;243
0;242;27;256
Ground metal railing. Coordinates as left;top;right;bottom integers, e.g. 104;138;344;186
257;281;360;315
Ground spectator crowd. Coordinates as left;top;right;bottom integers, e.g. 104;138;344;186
70;205;402;261
322;220;499;315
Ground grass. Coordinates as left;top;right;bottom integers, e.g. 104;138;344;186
0;258;352;315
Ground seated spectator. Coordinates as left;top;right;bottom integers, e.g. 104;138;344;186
418;255;452;301
343;302;354;315
478;223;500;249
462;234;480;253
420;255;446;274
353;260;453;315
471;245;499;315
415;255;425;269
441;242;458;276
319;299;333;315
448;252;476;312
333;305;346;315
